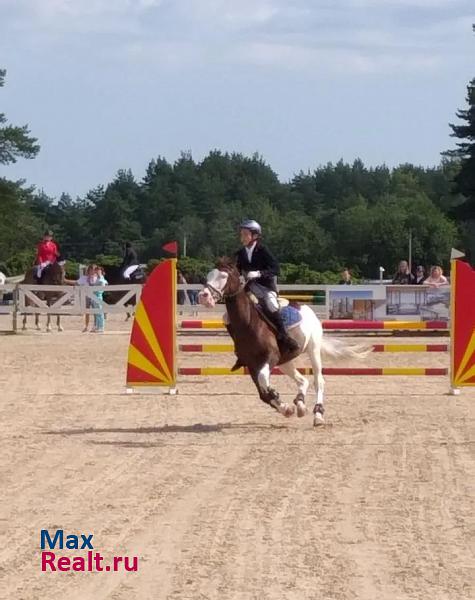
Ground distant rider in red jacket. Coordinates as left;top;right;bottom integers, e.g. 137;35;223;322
35;230;60;280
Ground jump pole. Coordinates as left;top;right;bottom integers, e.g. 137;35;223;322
179;343;449;353
178;367;448;377
179;319;449;331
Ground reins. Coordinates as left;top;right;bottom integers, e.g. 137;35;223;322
205;267;245;302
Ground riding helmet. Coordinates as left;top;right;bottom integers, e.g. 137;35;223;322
239;219;262;235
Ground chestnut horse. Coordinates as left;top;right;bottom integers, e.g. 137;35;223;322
198;259;368;426
22;262;66;332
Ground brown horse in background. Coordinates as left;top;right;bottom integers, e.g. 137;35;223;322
22;262;66;332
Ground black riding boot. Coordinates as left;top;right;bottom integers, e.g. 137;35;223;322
268;310;300;353
225;324;244;371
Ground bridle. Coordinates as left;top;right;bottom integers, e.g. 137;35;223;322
204;269;246;302
205;281;225;302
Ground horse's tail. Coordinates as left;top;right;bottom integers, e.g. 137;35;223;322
321;337;371;360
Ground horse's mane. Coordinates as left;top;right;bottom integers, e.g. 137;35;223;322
48;262;64;285
216;257;237;272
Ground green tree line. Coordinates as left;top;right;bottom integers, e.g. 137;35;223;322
1;69;474;282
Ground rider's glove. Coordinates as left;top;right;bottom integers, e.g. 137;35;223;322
246;271;261;280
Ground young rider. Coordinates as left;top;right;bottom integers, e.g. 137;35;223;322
120;241;139;279
35;229;60;280
234;219;299;354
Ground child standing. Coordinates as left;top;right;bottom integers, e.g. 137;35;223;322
77;264;96;332
91;266;108;333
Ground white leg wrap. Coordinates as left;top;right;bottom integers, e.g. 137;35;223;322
257;363;271;390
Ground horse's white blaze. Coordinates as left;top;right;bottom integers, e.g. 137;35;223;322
198;269;230;308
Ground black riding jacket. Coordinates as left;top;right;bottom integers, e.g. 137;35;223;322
235;242;279;292
121;247;138;268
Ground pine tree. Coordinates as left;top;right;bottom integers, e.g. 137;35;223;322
444;26;475;220
0;70;40;164
445;76;475;219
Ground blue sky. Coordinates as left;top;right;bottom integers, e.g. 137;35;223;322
1;0;473;198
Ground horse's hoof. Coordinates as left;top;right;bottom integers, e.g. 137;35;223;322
296;400;307;418
281;403;295;418
46;327;52;333
313;405;325;427
36;326;41;331
313;413;324;427
58;326;64;332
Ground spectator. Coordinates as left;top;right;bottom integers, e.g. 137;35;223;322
91;266;108;333
177;271;187;305
392;260;415;284
414;265;426;284
424;266;448;287
186;272;200;304
338;268;352;285
77;264;96;332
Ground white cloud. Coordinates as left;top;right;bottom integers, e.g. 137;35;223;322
1;0;472;73
178;0;279;26
27;0;164;17
232;40;443;73
348;0;467;7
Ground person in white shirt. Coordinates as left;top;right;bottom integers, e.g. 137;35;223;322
76;264;96;332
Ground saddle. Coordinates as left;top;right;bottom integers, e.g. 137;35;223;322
129;267;145;282
247;292;302;331
228;293;302;371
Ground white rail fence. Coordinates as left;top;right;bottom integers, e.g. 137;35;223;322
0;282;450;332
0;284;142;331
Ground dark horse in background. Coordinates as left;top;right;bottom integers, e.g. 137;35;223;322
22;262;66;332
102;265;146;320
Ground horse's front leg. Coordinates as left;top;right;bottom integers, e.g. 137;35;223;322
46;313;52;332
57;314;63;332
278;361;309;417
249;364;295;418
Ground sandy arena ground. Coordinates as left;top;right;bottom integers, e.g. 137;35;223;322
0;313;473;600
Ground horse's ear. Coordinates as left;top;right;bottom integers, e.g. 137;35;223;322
216;256;236;271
